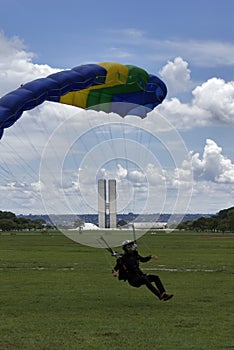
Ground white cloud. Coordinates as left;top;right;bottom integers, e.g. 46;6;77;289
159;77;234;129
192;78;234;124
174;138;234;186
168;139;234;213
159;98;210;129
116;164;128;179
0;32;58;96
191;139;234;183
185;180;234;214
165;39;234;67
145;163;166;186
106;29;234;67
154;51;234;131
159;57;191;94
0;180;44;214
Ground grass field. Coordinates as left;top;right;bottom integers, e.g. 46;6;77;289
0;231;233;350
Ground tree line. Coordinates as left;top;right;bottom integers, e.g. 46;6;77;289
0;211;50;232
1;207;234;233
177;207;234;233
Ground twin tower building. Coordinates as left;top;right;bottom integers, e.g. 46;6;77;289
98;179;117;228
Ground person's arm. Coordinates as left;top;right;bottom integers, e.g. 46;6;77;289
139;253;158;262
112;258;121;277
150;254;158;260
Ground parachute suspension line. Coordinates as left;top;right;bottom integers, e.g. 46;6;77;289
1;116;58;202
135;124;145;170
98;119;119;168
96;236;116;270
103;119;121;187
122;121;130;174
1;107;72;196
67;125;101;216
132;222;136;243
0;166;11;183
0;62;167;216
120;120;132;214
1;138;40;184
0;122;53;211
133;125;155;217
86;113;115;165
13;117;45;158
145;131;154;166
127;124;141;216
54;112;117;216
39;110;96;215
82;115;121;220
130;221;151;256
130;223;152;256
0;139;46;210
56;112;89;216
106;118;119;166
136;124;143;147
0;149;17;181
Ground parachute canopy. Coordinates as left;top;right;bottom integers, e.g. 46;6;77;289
0;62;167;139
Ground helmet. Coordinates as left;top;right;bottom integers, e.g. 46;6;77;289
122;240;137;251
122;240;134;247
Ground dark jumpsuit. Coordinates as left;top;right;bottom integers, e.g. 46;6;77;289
113;250;166;299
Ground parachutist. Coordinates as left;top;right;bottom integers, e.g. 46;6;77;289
112;240;173;301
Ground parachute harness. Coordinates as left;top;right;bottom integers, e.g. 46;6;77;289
98;224;138;281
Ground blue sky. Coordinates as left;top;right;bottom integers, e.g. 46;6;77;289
0;0;234;218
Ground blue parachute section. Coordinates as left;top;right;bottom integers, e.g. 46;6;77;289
0;62;167;139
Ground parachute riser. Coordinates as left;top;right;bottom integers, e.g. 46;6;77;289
99;223;138;258
99;235;122;258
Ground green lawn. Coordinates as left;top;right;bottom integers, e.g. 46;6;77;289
0;231;233;350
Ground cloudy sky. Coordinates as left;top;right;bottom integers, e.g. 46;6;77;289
1;0;234;217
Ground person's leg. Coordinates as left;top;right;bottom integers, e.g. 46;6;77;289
147;274;174;301
137;275;161;299
147;274;165;295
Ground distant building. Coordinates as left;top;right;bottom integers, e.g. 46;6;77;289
80;223;100;230
132;222;167;229
98;179;117;228
98;179;107;228
108;179;117;228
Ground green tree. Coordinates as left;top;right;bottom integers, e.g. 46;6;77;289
0;219;17;231
0;211;16;220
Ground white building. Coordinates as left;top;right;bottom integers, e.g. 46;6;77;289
132;222;167;229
